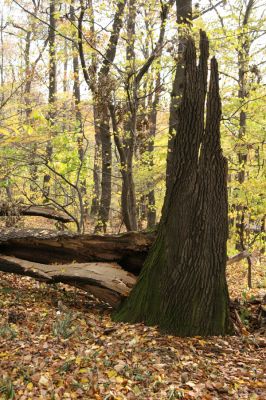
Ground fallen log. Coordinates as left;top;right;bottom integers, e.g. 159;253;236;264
0;229;250;274
0;229;155;273
0;205;72;223
0;229;252;307
0;254;136;307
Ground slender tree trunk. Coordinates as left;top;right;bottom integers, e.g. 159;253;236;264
43;0;57;200
120;0;138;231
94;0;127;231
0;8;4;105
90;109;101;216
95;104;112;232
235;1;254;271
121;160;137;231
18;4;45;197
61;36;68;135
146;69;161;229
24;30;38;195
116;0;173;231
71;8;84;164
114;32;233;337
237;36;249;184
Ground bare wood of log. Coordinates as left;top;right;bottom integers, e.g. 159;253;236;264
0;254;137;307
0;248;251;309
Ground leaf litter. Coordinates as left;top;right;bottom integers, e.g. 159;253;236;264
0;260;265;400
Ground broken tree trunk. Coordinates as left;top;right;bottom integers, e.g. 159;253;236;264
0;229;250;274
0;247;251;308
114;32;233;336
0;254;136;308
0;229;155;273
0;228;252;308
0;205;72;223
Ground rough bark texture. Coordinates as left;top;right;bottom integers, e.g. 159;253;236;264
166;0;192;189
96;106;112;232
114;32;233;337
119;0;138;232
0;254;136;308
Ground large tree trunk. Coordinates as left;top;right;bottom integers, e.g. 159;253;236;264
166;0;192;189
114;32;233;337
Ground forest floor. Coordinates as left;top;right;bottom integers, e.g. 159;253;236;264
0;258;265;400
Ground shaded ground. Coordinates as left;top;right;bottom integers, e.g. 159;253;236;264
0;259;265;400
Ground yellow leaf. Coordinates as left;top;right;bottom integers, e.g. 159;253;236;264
79;368;88;373
27;382;33;390
75;356;82;365
107;370;117;379
198;340;207;346
116;376;124;384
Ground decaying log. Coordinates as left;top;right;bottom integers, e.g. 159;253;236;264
0;229;155;273
0;229;250;273
0;254;136;307
0;229;252;307
0;205;72;223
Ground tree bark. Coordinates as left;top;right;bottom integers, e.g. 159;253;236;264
166;0;192;189
146;69;161;229
0;229;154;273
114;32;233;337
119;0;138;231
96;106;112;232
43;0;57;199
